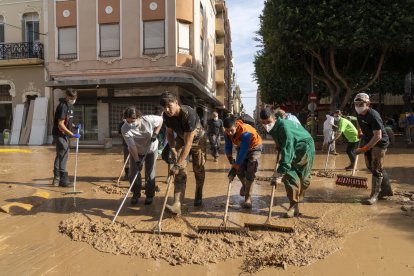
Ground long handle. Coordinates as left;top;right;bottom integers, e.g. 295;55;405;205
222;178;233;227
324;142;331;171
116;154;130;186
266;151;281;223
111;170;140;224
72;127;80;193
155;174;175;232
351;140;362;176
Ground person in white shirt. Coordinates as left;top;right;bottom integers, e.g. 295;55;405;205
322;113;337;154
121;106;163;205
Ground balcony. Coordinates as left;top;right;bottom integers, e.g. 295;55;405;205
215;43;224;60
215;69;224;84
215;0;225;12
0;42;44;66
215;18;225;36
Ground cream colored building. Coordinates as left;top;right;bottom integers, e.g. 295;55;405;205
0;0;47;144
45;0;233;145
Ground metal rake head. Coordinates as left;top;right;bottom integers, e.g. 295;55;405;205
197;226;249;236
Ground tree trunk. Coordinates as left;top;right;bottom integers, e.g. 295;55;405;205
339;88;354;111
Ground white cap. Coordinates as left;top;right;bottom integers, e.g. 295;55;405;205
354;93;370;102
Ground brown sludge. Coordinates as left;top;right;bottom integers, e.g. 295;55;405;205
95;185;128;195
312;170;337;178
59;202;369;273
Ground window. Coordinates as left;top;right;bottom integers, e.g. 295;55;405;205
58;27;77;60
178;22;190;54
200;37;204;66
143;20;165;55
23;13;39;43
210;54;214;80
99;24;120;57
200;3;204;17
0;16;4;43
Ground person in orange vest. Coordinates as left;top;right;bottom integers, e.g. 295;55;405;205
224;116;262;209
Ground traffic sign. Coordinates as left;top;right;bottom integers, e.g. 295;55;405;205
308;102;317;112
308;93;317;101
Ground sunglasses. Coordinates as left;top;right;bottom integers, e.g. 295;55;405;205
354;102;366;107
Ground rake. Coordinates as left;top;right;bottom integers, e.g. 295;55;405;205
197;177;249;235
115;153;130;187
336;143;368;189
244;152;294;233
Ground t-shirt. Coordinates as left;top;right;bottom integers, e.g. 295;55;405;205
285;113;301;125
207;118;223;135
52;99;74;137
406;114;414;126
121;115;163;154
163;105;200;139
357;108;389;148
338;117;359;143
323;115;334;131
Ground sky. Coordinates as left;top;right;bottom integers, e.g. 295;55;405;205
226;0;265;116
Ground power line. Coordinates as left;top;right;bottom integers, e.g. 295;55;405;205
1;22;47;36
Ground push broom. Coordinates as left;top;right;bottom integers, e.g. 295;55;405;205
197;176;249;235
336;142;368;189
244;152;294;233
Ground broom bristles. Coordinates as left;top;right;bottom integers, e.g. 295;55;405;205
336;174;368;189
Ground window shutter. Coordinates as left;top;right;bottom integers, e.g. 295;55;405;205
178;22;190;54
100;24;120;53
21;20;26;42
59;27;77;55
34;21;40;42
144;21;165;53
0;24;4;43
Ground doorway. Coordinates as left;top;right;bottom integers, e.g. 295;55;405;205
0;84;12;144
73;105;98;141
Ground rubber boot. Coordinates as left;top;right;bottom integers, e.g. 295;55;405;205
379;171;393;199
363;176;382;205
239;178;246;197
194;181;204;207
131;192;140;205
59;172;71;187
242;179;254;209
166;191;182;215
123;168;129;181
52;170;60;187
285;188;300;218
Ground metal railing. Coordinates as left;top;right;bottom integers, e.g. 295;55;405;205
143;47;165;55
99;50;120;58
0;42;44;60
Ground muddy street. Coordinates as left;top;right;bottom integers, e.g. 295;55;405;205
0;143;413;275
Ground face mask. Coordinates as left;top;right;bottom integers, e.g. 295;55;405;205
128;120;138;128
68;99;76;105
334;116;340;122
355;106;367;114
213;116;218;121
264;122;275;132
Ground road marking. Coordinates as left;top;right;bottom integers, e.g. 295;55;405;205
0;149;32;153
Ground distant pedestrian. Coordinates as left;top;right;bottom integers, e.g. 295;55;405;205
206;111;224;162
322;113;336;154
52;88;80;187
404;111;414;145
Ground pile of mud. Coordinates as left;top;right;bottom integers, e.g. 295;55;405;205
311;170;337;178
94;185;128;195
59;206;368;273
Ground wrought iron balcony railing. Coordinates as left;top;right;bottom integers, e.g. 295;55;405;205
0;42;44;60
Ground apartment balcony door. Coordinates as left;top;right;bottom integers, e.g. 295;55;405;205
0;85;12;144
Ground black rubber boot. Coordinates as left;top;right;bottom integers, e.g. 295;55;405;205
242;180;254;209
363;176;382;205
194;181;204;207
123;168;129;181
239;178;246;196
131;192;140;205
52;170;60;187
59;172;71;187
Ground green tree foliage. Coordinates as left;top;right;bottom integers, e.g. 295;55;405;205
255;0;414;109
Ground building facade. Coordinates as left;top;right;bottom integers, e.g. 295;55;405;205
45;0;232;145
0;0;47;144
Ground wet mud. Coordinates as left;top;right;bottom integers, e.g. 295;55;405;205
94;184;128;195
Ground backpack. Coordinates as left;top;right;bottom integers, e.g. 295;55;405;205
237;114;256;128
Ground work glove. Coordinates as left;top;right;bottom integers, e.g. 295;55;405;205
355;146;369;155
151;132;158;142
169;163;183;176
227;167;237;181
227;155;235;165
270;173;284;187
72;133;81;139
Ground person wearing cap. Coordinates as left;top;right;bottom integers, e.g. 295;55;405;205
259;108;315;218
354;93;393;205
330;110;359;170
121;106;163;205
224;116;262;209
52;88;81;187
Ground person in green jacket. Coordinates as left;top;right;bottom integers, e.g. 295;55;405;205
259;108;315;218
330;110;360;170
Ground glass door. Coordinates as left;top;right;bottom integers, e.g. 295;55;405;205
73;105;98;141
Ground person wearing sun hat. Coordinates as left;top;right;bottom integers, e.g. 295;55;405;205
354;93;393;205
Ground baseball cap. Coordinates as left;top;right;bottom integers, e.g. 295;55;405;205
354;93;370;103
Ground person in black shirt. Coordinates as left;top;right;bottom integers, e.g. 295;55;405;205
354;93;393;205
206;111;224;162
160;92;207;215
52;88;80;187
